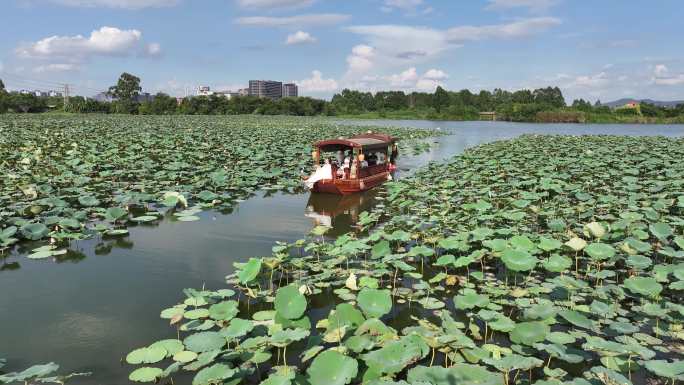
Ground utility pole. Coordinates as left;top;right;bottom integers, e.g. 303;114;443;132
62;83;70;109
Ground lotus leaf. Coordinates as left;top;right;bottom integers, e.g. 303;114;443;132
623;276;663;297
509;322;549;345
356;288;392;318
129;367;163;383
238;258;262;285
183;331;226;353
192;363;236;385
275;285;307;320
501;248;538;272
407;364;502;385
306;350;358;385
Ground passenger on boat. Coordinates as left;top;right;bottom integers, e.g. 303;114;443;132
359;153;369;168
338;157;350;179
367;152;377;166
376;152;385;165
336;150;344;165
305;159;333;189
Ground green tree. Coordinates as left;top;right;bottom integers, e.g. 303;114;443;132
0;78;7;113
433;86;450;113
108;72;142;114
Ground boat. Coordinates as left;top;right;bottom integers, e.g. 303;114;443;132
304;132;398;195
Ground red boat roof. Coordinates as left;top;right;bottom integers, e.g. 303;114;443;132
315;133;396;152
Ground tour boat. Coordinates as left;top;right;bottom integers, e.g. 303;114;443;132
304;132;398;195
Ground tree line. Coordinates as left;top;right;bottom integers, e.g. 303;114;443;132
2;73;683;123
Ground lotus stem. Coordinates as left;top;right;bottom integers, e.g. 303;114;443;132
430;347;435;367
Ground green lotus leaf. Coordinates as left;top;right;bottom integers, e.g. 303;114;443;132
623;276;663;297
105;207;127;222
0;363;59;382
192;363;236;385
501;248;538;272
542;254;572;273
149;339;183;356
357;288;392;318
649;222;673;240
362;334;429;375
407;364;502;385
183;331;226;353
328;303;365;330
454;289;489;310
129;367;163;383
644;360;684;380
238;258;262;284
221;318;254;340
558;310;594;330
371;240;391;259
538;237;562;252
584;243;616;261
126;346;167;364
184;308;210;320
509;321;549;345
565;237;587;252
78;195;100;207
307;350;358;385
173;350;198;363
208;301;239;321
20;223;49;240
275;285;307;320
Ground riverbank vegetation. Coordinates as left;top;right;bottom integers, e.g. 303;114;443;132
127;134;684;385
3;74;683;124
0;114;434;251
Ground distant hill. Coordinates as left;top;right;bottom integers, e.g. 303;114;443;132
602;98;684;108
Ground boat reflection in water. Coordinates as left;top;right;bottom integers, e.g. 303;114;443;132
304;190;378;236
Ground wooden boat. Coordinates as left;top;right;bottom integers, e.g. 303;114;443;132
304;132;397;195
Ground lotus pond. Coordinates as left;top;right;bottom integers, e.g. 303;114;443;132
2;117;684;385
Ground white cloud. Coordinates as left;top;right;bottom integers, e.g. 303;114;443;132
285;31;316;45
382;0;431;14
297;70;338;93
447;17;562;42
235;14;350;28
47;0;179;9
236;0;314;9
17;26;151;61
652;64;684;86
33;63;80;73
346;44;375;74
145;42;162;56
345;18;559;79
569;71;609;88
423;68;448;80
485;0;557;12
344;67;449;92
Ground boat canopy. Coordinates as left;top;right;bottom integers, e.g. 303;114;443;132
314;133;396;152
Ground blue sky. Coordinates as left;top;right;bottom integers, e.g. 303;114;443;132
1;0;683;102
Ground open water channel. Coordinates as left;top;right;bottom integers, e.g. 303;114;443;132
2;120;684;384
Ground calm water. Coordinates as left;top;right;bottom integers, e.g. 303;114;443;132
1;121;683;384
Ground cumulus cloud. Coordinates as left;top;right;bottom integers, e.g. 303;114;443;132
297;70;338;93
33;63;80;73
236;0;314;9
485;0;558;12
346;45;375;74
447;17;562;41
235;14;350;28
344;67;448;92
381;0;432;14
652;64;684;86
285;31;316;45
46;0;180;9
569;71;609;88
16;26;152;61
144;42;162;56
345;18;559;79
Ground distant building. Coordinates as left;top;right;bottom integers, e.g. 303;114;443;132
93;92;116;103
283;83;298;98
623;101;639;108
249;80;283;100
238;88;249;96
135;92;154;103
48;90;63;98
197;86;213;96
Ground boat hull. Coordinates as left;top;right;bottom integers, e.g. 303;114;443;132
312;171;390;195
